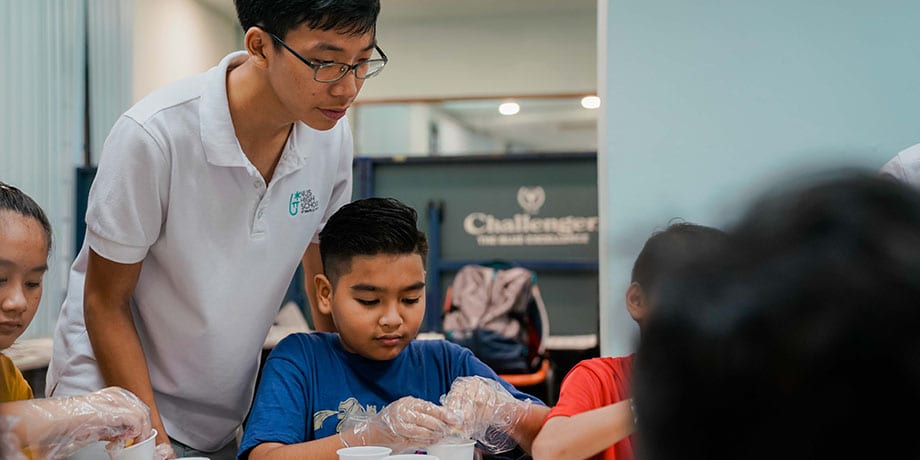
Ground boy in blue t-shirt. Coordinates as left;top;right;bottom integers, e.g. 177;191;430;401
238;197;549;460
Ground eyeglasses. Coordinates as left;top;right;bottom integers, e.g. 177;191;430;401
256;26;388;83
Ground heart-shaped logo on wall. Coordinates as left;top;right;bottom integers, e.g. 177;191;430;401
517;186;545;215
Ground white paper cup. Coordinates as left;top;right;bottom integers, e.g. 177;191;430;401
107;428;157;460
426;440;475;460
65;441;107;460
337;446;393;460
384;455;439;460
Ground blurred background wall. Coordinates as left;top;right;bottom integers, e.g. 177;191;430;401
600;0;920;354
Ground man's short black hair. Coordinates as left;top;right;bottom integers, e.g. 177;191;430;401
630;220;727;300
234;0;379;39
319;197;428;286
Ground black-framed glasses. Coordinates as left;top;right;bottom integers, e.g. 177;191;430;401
256;26;388;83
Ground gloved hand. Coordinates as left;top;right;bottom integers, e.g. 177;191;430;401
340;396;457;454
0;386;152;459
440;376;531;453
155;441;177;460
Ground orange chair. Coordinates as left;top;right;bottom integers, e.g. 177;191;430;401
499;359;553;402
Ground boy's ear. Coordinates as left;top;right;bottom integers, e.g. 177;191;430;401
625;281;646;323
315;274;334;315
244;27;271;68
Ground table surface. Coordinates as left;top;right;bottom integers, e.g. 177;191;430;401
8;330;596;372
5;337;53;371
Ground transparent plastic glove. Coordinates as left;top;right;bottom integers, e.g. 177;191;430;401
155;441;177;460
0;386;152;459
339;396;457;454
1;415;28;460
440;376;531;454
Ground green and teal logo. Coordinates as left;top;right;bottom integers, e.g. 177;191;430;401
289;190;319;216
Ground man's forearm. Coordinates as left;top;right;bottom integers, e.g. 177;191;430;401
84;300;167;444
82;251;168;446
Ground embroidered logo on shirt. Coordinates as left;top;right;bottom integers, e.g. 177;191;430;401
314;397;379;433
289;190;319;216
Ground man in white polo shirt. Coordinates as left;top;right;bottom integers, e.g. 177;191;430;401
45;1;387;458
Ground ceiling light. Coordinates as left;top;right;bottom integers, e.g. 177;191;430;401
581;96;601;109
498;102;520;116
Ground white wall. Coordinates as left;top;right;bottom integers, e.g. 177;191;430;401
599;0;920;356
431;110;505;155
133;0;241;102
361;8;596;101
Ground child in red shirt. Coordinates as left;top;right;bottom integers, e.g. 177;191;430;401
532;222;727;460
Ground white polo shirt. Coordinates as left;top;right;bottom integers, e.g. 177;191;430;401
881;142;920;189
47;51;353;451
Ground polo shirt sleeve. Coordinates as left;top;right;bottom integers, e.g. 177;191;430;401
881;143;920;188
85;116;169;264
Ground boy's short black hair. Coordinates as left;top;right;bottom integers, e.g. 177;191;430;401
631;221;727;299
319;197;428;286
635;171;920;460
0;181;52;251
234;0;380;39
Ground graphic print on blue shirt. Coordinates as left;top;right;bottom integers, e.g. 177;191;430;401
313;397;379;434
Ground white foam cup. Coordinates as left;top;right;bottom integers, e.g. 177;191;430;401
426;440;475;460
337;445;393;460
106;428;157;460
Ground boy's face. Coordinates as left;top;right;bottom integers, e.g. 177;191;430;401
316;253;426;361
266;25;377;131
0;211;48;350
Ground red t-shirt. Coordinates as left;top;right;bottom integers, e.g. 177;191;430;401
546;355;635;460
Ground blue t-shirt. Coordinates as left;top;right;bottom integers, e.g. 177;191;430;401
238;332;542;459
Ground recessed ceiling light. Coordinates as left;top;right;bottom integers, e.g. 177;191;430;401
581;95;601;109
498;101;520;116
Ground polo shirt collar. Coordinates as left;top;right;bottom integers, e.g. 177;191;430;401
198;51;311;171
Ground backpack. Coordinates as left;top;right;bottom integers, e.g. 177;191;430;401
442;263;550;374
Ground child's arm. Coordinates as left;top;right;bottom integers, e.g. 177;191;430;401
248;436;344;460
506;401;551;453
531;399;635;460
